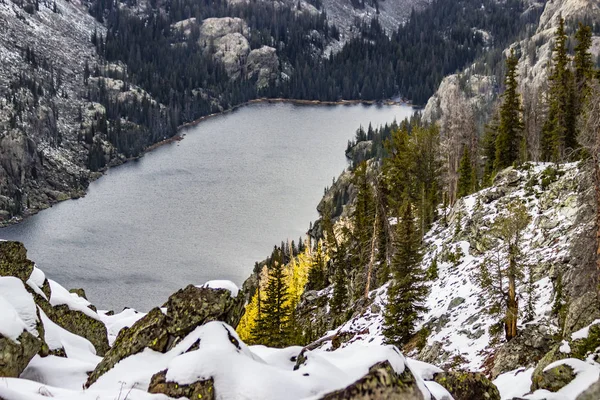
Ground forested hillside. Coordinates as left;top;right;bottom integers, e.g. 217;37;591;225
0;0;545;220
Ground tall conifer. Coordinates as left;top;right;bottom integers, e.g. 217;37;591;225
495;49;523;170
252;255;292;347
457;146;475;198
542;17;575;161
573;23;594;129
383;203;428;347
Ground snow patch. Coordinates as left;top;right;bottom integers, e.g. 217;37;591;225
199;280;240;297
0;277;39;340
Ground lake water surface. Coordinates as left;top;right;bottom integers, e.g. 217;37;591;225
0;102;413;311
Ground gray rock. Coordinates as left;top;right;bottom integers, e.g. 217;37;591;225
0;241;34;282
563;292;600;336
246;46;279;89
434;371;500;400
576;378;600;400
534;363;576;393
318;360;425;400
148;369;215;399
448;297;465;310
491;325;555;379
0;331;42;378
530;345;570;391
199;18;250;79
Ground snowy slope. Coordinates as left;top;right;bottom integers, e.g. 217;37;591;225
313;162;600;397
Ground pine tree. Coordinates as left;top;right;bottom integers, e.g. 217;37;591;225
351;161;376;299
482;112;500;185
330;241;348;318
541;17;575;161
411;124;442;235
495;49;523;170
383;202;428;347
383;125;413;212
457;146;475;198
426;256;438;280
252;257;292;348
306;240;327;291
523;264;537;323
573;23;594;132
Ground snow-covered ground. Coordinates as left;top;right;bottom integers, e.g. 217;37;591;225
0;269;447;399
314;162;600;398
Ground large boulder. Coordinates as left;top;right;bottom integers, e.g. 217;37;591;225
164;284;245;336
533;363;576;392
570;322;600;360
0;331;42;377
0;241;34;281
0;241;107;356
86;307;169;386
0;276;45;377
318;361;425;400
491;324;555;378
148;370;215;399
530;344;570;391
433;371;500;400
87;285;244;386
35;296;109;357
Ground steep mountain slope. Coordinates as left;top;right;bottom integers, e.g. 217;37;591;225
321;0;430;42
293;161;600;399
423;0;600;128
0;0;174;224
0;0;103;219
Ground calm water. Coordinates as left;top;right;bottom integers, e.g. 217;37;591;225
0;102;413;311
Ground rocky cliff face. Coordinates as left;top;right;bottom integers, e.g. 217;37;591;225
423;0;600;130
0;0;173;224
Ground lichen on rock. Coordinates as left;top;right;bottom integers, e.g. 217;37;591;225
0;331;42;378
534;363;576;392
148;369;215;399
318;360;425;400
0;241;34;282
433;371;500;400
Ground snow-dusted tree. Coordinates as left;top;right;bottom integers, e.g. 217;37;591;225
477;200;531;341
383;202;428;347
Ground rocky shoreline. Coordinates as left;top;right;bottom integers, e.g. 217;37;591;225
0;98;409;228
